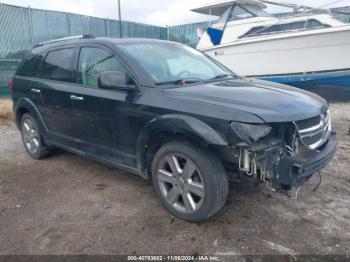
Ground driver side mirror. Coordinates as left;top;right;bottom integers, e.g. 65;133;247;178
98;71;137;92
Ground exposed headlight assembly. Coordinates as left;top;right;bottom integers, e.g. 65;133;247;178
230;122;272;144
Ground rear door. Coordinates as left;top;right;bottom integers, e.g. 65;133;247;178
13;53;44;111
38;47;77;138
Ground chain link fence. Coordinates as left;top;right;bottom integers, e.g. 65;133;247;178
0;3;168;96
0;3;167;59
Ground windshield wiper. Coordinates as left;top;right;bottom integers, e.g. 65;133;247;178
155;78;202;86
210;74;237;80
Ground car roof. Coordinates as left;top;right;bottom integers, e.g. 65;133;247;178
105;38;173;44
31;37;178;54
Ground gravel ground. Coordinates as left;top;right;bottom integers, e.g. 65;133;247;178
0;103;349;257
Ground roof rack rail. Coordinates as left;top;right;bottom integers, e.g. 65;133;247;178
35;34;95;47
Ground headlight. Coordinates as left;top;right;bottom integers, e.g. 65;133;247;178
230;122;272;144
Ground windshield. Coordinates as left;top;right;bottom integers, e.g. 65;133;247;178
215;4;271;24
244;5;271;18
118;42;234;84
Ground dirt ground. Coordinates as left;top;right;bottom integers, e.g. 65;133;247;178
0;103;349;257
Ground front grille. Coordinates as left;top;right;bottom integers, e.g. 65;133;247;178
296;116;321;130
302;132;323;146
294;111;331;150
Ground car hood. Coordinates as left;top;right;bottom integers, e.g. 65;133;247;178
164;78;328;123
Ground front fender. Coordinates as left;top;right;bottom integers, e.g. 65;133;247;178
13;97;48;133
136;114;228;177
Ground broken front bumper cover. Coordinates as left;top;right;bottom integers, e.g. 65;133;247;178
274;132;337;187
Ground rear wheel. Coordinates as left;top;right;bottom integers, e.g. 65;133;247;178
152;141;228;222
20;113;51;159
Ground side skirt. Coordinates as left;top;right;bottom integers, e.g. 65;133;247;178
44;131;144;179
48;140;141;177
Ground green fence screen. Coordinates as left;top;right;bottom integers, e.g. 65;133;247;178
0;3;167;59
169;21;210;47
0;3;168;96
0;59;20;97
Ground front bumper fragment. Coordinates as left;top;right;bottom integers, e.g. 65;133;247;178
274;132;337;187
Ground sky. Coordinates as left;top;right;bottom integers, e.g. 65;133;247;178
1;0;349;26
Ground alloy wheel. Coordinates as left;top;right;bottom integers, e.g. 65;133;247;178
157;153;205;214
22;118;40;155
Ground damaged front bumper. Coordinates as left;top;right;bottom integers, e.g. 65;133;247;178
273;132;337;187
232;132;337;189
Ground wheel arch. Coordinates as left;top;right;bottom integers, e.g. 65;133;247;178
14;98;48;134
136;114;228;179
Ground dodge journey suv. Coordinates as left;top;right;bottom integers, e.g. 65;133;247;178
11;36;337;222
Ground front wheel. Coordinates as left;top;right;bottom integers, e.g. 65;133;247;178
152;141;229;222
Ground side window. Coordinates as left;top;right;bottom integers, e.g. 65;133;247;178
241;26;264;37
241;25;281;38
307;19;329;29
77;47;126;87
41;48;75;82
280;21;306;31
241;19;329;38
17;54;43;77
260;24;281;34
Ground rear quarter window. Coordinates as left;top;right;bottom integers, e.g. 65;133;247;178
16;54;43;77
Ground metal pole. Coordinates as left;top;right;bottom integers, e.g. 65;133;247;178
106;18;109;37
66;14;71;36
118;0;123;38
166;25;170;40
209;8;212;26
27;5;34;46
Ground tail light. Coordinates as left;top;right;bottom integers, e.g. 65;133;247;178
8;79;13;90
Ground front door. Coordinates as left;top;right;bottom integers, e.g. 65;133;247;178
69;46;137;166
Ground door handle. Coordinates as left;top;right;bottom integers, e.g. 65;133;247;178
31;88;41;93
70;95;84;101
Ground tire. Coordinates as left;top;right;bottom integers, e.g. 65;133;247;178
151;141;229;222
20;113;52;160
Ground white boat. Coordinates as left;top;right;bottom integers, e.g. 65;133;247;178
192;0;350;87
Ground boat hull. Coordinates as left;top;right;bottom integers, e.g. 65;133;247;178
202;26;350;88
259;68;350;88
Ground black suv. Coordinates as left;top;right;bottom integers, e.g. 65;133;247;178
11;36;337;222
